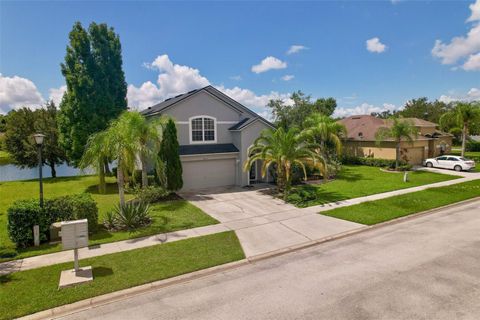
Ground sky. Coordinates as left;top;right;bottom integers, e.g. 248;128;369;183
1;0;480;118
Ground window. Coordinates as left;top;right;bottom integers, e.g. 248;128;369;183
190;116;216;143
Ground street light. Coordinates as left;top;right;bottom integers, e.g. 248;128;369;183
33;133;46;208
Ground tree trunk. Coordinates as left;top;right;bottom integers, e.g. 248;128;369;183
461;123;467;157
98;159;106;194
49;163;56;178
395;141;400;170
104;159;111;176
117;158;125;206
140;155;148;188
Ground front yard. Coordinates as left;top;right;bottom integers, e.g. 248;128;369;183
0;176;218;262
287;165;459;207
0;231;244;320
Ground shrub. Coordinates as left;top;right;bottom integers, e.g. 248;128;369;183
340;155;406;168
7;200;49;248
286;185;319;207
7;194;98;247
104;201;151;231
466;140;480;152
133;186;170;204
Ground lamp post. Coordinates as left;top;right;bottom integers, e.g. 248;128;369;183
33;133;46;208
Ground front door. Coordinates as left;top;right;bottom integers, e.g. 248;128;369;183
249;161;257;183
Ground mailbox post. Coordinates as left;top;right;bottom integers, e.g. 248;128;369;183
59;219;93;288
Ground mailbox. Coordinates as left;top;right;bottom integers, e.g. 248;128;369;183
61;219;88;250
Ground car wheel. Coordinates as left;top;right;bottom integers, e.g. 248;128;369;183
426;162;433;168
454;165;462;172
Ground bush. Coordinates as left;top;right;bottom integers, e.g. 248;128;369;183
7;194;98;247
466;140;480;152
104;201;151;231
7;200;49;248
340;155;406;168
46;194;98;232
285;185;318;207
133;186;170;204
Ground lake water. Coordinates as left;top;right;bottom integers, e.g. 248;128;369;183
0;163;89;182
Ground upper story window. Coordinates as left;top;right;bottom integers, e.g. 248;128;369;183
190;116;216;143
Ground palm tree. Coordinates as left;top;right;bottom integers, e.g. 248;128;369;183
244;127;327;199
126;112;166;188
302;113;346;158
79;131;111;193
376;117;418;170
439;102;480;157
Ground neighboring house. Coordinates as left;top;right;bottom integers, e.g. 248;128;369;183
338;115;453;165
141;85;274;190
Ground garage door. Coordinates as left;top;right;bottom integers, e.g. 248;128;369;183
405;147;425;165
181;158;236;190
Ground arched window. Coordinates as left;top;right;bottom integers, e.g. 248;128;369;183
190;116;216;143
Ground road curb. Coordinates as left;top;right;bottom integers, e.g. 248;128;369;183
18;196;480;320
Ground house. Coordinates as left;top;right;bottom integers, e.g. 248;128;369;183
141;85;274;190
338;115;453;164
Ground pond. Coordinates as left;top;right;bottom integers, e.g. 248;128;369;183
0;163;90;182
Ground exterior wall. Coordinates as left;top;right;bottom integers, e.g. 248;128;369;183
417;126;436;135
159;91;244;145
432;136;453;156
343;140;431;164
239;120;271;186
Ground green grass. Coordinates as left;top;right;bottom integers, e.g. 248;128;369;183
288;165;459;207
0;176;218;262
0;231;244;320
450;150;480;158
0;150;12;165
321;179;480;225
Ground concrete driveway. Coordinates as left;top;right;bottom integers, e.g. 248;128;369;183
181;185;363;257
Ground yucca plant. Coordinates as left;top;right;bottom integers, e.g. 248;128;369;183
104;201;151;231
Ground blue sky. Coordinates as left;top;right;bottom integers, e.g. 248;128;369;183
1;0;479;117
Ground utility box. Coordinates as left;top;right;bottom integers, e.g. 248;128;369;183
59;219;93;289
61;219;89;250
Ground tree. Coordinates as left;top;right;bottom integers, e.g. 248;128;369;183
159;118;183;191
5;103;66;177
375;117;418;170
79;131;110;193
399;97;450;124
439;102;480;157
58;21;127;166
244;127;326;199
268;91;337;130
302;113;346;159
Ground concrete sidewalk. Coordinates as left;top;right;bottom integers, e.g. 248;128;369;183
1;168;478;276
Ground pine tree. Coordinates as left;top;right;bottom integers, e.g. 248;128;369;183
159;119;183;191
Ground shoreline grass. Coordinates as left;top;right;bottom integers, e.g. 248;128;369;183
0;231;244;320
321;179;480;225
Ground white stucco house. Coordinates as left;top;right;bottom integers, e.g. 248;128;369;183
141;85;274;190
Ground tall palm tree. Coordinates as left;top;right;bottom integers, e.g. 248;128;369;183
244;127;327;199
376;117;418;170
79;131;111;193
126;112;166;188
302;113;346;158
439;102;480;157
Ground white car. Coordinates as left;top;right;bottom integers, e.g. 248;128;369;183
424;155;476;172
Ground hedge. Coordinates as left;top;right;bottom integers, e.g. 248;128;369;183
340;155;408;168
7;194;98;248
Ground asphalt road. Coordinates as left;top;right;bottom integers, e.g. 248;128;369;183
59;199;480;320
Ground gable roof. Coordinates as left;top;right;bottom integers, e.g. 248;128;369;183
141;85;275;129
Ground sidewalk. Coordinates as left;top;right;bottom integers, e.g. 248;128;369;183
1;168;478;276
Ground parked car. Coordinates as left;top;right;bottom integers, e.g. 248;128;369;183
423;155;476;171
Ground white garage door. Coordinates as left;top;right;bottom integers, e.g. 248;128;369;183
182;158;236;190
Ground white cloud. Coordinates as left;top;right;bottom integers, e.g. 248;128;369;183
439;87;480;103
467;0;480;22
287;45;308;55
366;37;387;53
334;102;397;118
48;85;67;106
251;56;287;73
0;74;44;114
216;85;292;110
462;52;480;71
281;75;295;81
128;54;210;109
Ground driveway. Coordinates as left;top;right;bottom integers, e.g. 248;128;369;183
58;199;480;320
181;185;363;257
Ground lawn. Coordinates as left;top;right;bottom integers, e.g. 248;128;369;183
321;179;480;225
287;165;459;207
0;175;218;262
0;231;244;320
450;150;480;158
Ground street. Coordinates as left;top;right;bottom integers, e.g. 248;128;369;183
59;199;480;320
